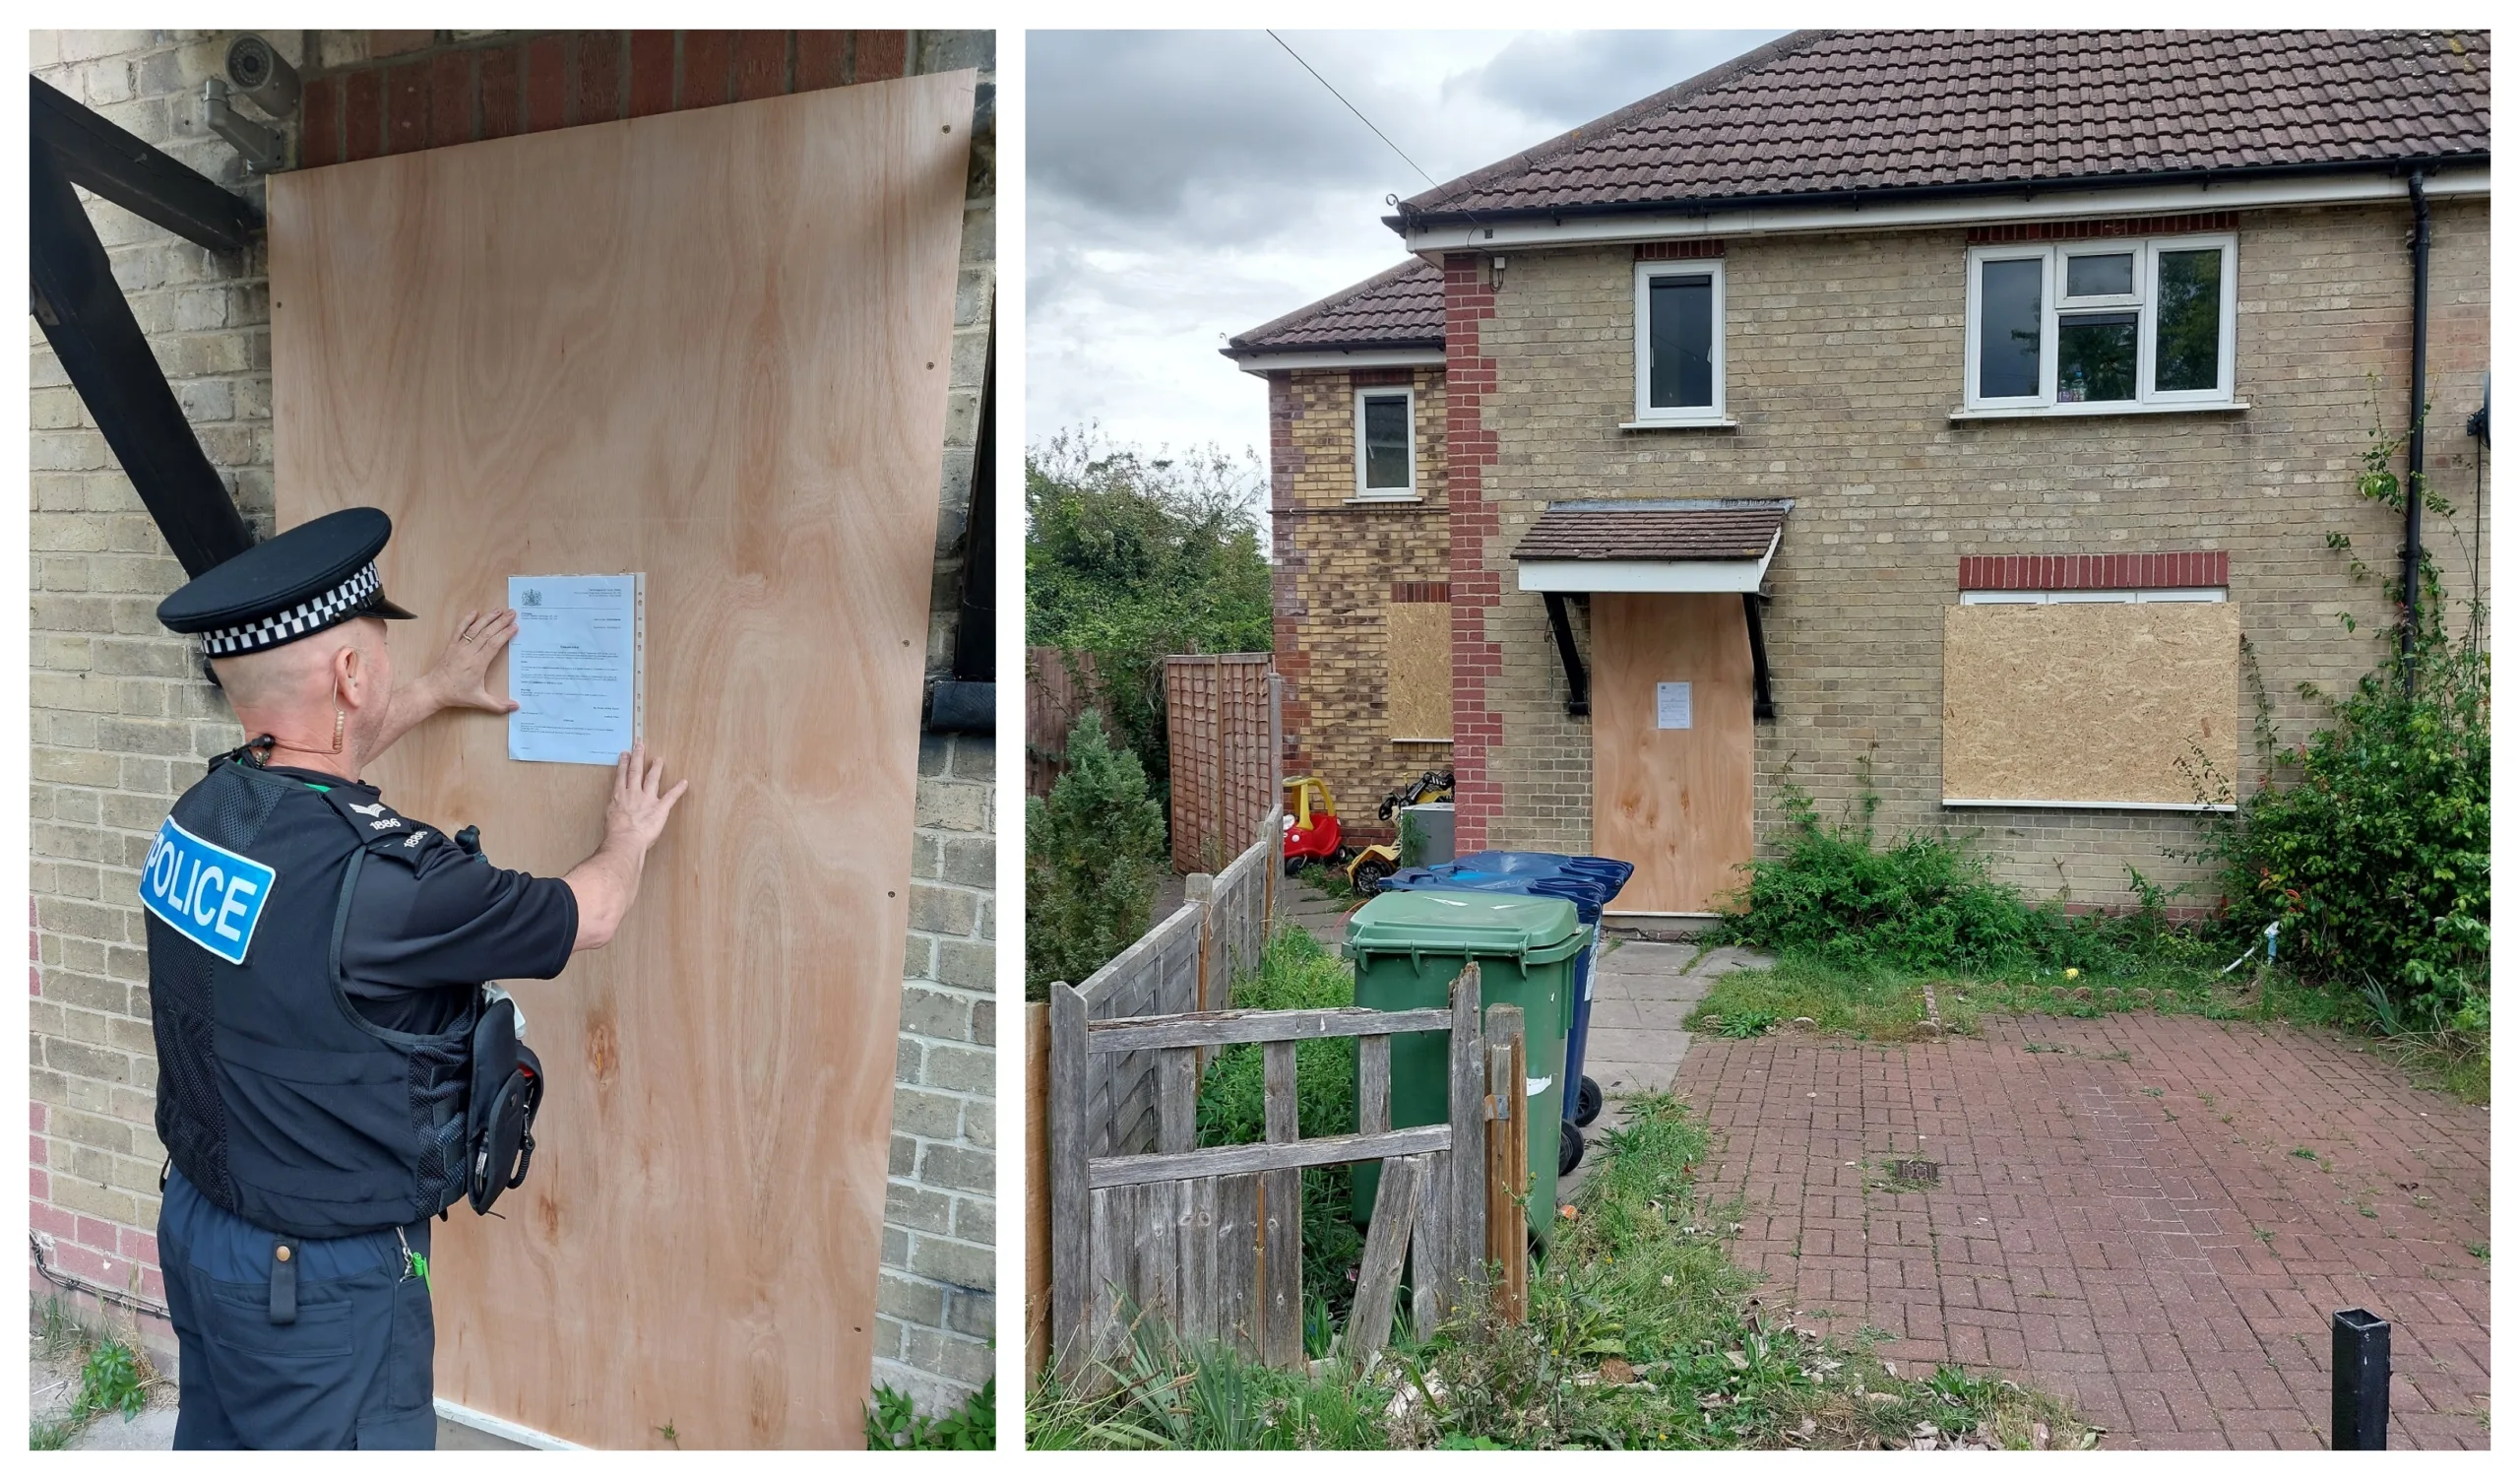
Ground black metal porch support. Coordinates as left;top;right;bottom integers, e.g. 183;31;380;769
32;77;259;253
926;300;996;734
1543;590;1589;718
1742;591;1776;721
31;141;254;577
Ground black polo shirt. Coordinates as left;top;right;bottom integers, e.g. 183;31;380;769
265;766;578;1034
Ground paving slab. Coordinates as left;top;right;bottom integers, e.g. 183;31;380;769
1676;1014;2491;1449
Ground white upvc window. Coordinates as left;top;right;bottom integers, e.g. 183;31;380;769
1962;234;2238;413
1631;258;1727;425
1354;385;1417;499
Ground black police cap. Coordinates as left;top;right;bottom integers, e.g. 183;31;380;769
158;507;417;657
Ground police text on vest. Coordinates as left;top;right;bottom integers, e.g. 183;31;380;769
140;817;277;966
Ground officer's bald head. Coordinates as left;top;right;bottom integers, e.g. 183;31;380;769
213;616;393;729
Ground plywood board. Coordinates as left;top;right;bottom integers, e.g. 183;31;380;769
1385;602;1453;740
1591;594;1755;914
268;72;976;1448
1942;602;2238;805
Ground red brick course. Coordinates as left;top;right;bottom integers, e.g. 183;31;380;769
1682;1016;2489;1449
1959;551;2231;592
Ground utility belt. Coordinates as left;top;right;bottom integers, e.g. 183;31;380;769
463;986;543;1218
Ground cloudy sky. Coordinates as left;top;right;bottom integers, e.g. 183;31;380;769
1027;30;1787;478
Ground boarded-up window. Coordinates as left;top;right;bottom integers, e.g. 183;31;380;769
1941;601;2238;807
1386;601;1452;740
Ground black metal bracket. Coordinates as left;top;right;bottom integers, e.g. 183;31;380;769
1543;590;1589;718
927;296;995;736
31;119;255;577
32;77;260;254
1742;591;1776;721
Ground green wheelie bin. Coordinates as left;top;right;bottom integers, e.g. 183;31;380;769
1345;889;1586;1243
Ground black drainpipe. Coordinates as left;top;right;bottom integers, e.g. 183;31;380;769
2402;171;2429;686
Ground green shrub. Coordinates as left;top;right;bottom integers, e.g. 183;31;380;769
865;1379;994;1449
1027;429;1274;817
1027;711;1168;999
1196;928;1364;1325
1710;788;2188;979
2196;633;2488;1031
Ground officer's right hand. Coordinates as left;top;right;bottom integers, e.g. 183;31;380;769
604;741;689;856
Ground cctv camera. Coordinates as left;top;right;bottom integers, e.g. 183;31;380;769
224;34;301;118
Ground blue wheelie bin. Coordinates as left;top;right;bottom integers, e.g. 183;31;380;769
1377;852;1633;1174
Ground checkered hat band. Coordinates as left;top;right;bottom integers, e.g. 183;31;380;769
203;563;382;656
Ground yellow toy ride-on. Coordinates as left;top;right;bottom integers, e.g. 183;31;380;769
1280;775;1345;874
1344;768;1456;895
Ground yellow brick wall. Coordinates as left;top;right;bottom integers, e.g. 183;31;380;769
1267;364;1452;839
1458;199;2488;905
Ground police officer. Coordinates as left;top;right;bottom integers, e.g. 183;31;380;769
140;507;687;1448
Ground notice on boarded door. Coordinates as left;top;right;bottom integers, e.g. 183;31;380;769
507;573;645;765
1656;681;1693;730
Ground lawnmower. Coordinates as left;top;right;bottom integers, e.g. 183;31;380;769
1280;775;1344;873
1344;768;1456;894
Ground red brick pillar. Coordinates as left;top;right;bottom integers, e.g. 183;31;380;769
1444;253;1501;850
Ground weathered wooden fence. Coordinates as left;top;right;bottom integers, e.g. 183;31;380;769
1165;654;1279;873
1026;805;1285;1375
1026;646;1111;797
1057;808;1284;1164
1048;969;1528;1377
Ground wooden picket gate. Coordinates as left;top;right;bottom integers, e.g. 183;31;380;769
1048;966;1531;1379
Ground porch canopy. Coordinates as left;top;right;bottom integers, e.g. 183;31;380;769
1510;498;1791;720
1513;498;1792;592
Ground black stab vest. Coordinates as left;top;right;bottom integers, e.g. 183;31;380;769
144;758;476;1239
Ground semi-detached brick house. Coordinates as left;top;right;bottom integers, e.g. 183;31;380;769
1229;30;2488;921
29;29;995;1420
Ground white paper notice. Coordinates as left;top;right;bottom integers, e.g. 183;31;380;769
1656;681;1693;730
507;574;644;765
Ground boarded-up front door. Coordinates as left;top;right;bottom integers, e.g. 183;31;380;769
1590;594;1754;915
269;74;975;1448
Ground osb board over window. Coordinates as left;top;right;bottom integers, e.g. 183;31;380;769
1385;601;1452;741
1941;602;2239;806
269;72;976;1448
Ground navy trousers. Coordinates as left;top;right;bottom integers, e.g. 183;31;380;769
159;1171;438;1449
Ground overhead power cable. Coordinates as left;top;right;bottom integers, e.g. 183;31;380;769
1265;31;1437;190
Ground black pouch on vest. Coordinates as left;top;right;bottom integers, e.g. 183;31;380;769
466;994;544;1216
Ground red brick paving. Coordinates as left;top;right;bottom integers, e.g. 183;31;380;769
1679;1014;2489;1449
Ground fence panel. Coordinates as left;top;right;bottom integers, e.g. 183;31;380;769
1048;969;1509;1382
1026;647;1110;797
1165;654;1277;873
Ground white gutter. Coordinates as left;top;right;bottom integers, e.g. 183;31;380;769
1228;346;1447;377
1401;165;2489;256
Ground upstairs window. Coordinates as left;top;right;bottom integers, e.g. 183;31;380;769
1354;386;1416;498
1964;235;2236;413
1631;259;1727;424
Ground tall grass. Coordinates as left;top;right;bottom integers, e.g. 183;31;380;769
1196;927;1363;1327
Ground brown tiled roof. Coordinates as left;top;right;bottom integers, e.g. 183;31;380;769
1399;30;2490;224
1227;258;1445;356
1513;500;1792;562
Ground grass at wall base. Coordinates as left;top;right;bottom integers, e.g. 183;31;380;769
1693;614;2486;1100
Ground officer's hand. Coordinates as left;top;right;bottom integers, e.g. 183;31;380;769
429;609;521;714
604;741;689;856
